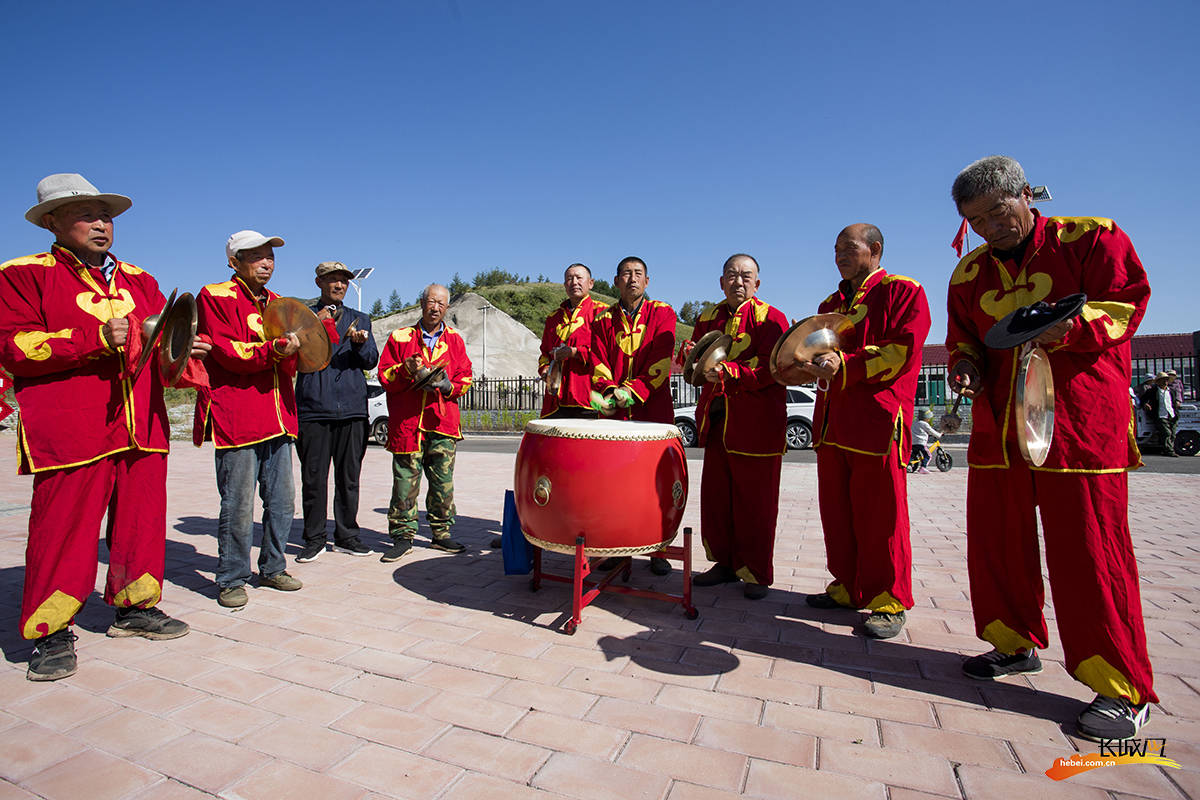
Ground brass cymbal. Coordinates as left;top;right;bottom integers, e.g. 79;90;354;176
683;330;733;386
159;292;198;385
132;288;177;383
263;298;332;373
769;313;853;384
412;365;447;392
1016;345;1055;466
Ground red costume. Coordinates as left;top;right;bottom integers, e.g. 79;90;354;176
193;277;298;448
0;246;172;639
377;323;473;453
690;297;787;585
590;299;676;423
538;295;600;416
946;212;1156;704
814;268;930;613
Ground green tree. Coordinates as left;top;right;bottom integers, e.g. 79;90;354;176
387;290;402;312
592;278;616;297
677;300;714;325
369;298;384;317
449;272;470;295
473;267;522;287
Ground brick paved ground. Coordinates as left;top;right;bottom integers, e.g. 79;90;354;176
0;439;1197;799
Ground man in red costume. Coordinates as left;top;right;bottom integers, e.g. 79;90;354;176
1;174;206;681
195;230;304;609
538;263;600;418
687;254;787;599
377;284;474;563
802;224;930;639
590;256;677;575
946;155;1155;741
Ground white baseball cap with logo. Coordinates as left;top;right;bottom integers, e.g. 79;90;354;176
226;230;285;261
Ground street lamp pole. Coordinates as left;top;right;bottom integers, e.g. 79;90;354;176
349;267;375;311
478;302;493;378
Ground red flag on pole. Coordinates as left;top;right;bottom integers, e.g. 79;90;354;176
951;219;969;257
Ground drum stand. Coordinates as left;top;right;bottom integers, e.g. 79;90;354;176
529;526;699;634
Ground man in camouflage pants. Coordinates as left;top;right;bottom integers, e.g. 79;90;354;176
376;284;474;562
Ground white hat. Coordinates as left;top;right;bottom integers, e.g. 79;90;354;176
25;173;132;228
226;230;285;261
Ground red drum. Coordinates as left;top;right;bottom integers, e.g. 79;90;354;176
514;418;688;556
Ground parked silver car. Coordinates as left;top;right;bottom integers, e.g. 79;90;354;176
674;386;818;449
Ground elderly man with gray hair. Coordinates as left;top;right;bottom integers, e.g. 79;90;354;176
376;284;474;563
945;154;1156;741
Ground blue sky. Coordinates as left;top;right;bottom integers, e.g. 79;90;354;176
3;1;1196;341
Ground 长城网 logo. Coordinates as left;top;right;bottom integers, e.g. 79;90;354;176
1046;738;1180;780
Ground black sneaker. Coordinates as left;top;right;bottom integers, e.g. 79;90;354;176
295;542;325;563
431;537;466;554
962;649;1042;680
107;606;190;640
694;564;739;586
806;592;846;609
649;557;672;576
381;540;413;563
1076;695;1151;742
863;610;905;639
332;539;371;557
27;628;78;682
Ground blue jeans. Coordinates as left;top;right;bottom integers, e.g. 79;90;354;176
214;436;295;589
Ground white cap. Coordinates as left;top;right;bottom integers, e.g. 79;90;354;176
226;230;284;261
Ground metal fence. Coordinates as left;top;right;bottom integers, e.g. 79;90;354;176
461;374;701;411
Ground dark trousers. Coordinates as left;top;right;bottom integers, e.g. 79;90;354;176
297;418;368;546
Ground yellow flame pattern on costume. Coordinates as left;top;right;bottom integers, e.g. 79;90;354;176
205;280;238;299
391;327;415;343
863;343;908;381
232;341;260;359
22;590;82;639
1;253;56;271
1080;300;1135;341
979;270;1052;321
247;313;264;338
112;573;162;608
14;329;74;361
76;288;136;323
648;357;671;389
981;619;1039;655
1075;654;1141;705
555;313;585;341
1052;216;1114;243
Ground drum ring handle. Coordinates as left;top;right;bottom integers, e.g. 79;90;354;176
534;476;552;506
672;480;685;510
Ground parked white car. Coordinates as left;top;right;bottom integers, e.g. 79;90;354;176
674;386;818;449
367;381;388;445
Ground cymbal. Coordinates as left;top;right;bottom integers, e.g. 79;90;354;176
1016;345;1055;466
263;298;331;373
412;365;447;392
769;313;853;384
159;292;198;385
683;331;733;386
132;288;177;383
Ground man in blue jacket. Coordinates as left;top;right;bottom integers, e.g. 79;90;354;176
295;261;380;561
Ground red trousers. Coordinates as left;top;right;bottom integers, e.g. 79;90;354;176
816;444;912;612
967;444;1157;703
21;451;167;640
700;438;781;586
